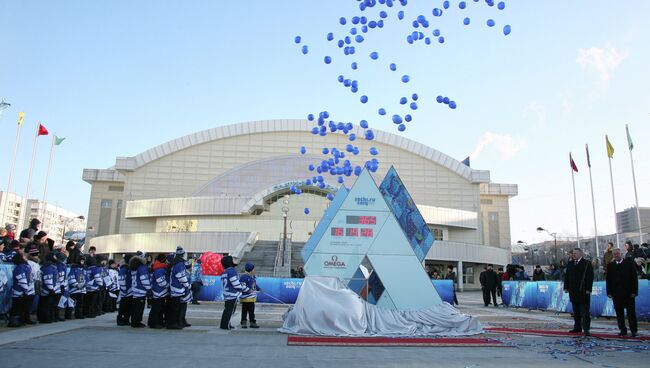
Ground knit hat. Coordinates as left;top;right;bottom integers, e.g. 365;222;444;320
28;247;39;255
175;246;185;256
245;262;255;272
5;224;16;231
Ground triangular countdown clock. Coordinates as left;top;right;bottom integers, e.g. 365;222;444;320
303;167;441;310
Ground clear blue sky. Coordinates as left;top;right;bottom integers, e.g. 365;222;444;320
1;1;649;245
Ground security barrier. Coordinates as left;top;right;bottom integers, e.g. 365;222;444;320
501;280;650;320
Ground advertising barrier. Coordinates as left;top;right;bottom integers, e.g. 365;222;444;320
501;280;650;320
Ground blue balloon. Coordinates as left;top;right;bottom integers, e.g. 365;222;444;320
304;208;310;214
463;17;471;25
368;20;377;28
351;86;358;93
406;35;414;44
370;51;379;60
425;37;431;45
377;20;384;28
498;1;505;10
417;15;426;23
459;1;466;9
392;114;403;124
433;8;442;17
354;166;362;176
370;147;379;155
349;133;356;141
378;108;386;115
412;93;418;101
404;114;412;122
360;95;368;103
324;56;332;64
380;10;388;18
294;36;301;44
350;27;357;35
398;10;404;20
355;35;364;43
432;29;440;37
327;193;334;201
352;16;360;24
351;62;358;70
412;21;419;28
317;175;324;182
410;102;418;110
311;127;319;135
449;101;457;109
327;32;334;41
503;24;511;35
360;16;367;25
398;124;406;132
318;182;326;189
306;179;312;185
344;36;351;45
322;147;329;154
308;113;314;121
337;176;344;184
362;25;368;33
443;0;450;9
301;45;308;54
487;19;495;27
339;17;347;25
390;63;397;71
400;97;407;105
443;96;450;104
338;40;344;48
338;75;344;83
436;95;444;103
401;75;410;83
308;164;315;171
300;146;306;154
438;36;445;43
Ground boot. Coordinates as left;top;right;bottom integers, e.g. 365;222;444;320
240;321;248;329
7;316;23;328
65;308;73;320
249;322;260;329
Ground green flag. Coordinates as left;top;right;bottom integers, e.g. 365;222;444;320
626;124;633;151
54;135;65;145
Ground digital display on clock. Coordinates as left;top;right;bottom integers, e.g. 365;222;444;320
346;216;377;225
360;228;373;237
331;227;344;236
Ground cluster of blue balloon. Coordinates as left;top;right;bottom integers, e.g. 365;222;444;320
295;0;511;214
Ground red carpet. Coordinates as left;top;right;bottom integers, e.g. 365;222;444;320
287;335;506;347
485;327;650;340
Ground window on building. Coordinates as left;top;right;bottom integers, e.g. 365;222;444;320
109;186;124;192
101;199;113;208
488;211;500;246
432;228;444;241
463;266;474;284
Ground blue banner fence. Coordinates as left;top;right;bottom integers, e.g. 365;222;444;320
501;280;650;320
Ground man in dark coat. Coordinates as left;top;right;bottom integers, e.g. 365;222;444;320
563;248;594;336
606;248;638;337
479;264;498;307
19;218;41;243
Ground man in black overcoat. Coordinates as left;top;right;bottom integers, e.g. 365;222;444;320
563;248;594;336
606;248;638;337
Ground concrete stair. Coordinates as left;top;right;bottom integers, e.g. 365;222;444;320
238;240;279;277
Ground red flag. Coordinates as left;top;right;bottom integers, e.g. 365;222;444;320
569;153;578;172
37;123;49;136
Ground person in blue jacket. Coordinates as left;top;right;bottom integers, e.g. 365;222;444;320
116;255;132;326
220;255;249;330
53;249;67;321
67;250;86;319
239;262;261;329
168;246;190;330
37;253;58;323
148;253;169;329
180;260;193;327
129;251;150;328
8;252;36;327
83;255;101;318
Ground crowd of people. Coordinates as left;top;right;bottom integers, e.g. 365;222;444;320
1;218;262;331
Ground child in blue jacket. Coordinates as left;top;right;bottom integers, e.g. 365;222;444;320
239;262;261;329
8;252;35;327
219;256;249;330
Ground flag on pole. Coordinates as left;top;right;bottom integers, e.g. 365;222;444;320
37;123;49;136
18;112;24;126
461;156;470;167
606;135;615;158
0;100;10;111
570;153;578;172
626;124;634;151
585;144;591;167
54;135;65;145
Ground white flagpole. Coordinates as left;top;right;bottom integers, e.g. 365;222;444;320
626;124;643;243
3;117;23;227
586;144;599;258
24;123;40;203
570;153;581;248
42;134;56;204
607;153;619;248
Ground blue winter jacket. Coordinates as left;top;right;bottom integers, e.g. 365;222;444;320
12;263;35;297
170;260;190;298
151;265;169;299
221;267;249;301
68;265;86;294
130;256;151;298
85;266;101;292
40;264;58;296
239;273;260;302
56;262;67;293
118;264;132;298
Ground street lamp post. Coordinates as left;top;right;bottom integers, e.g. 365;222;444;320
62;215;85;244
281;199;289;267
537;226;557;263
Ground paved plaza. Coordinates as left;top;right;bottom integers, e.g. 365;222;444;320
1;292;648;368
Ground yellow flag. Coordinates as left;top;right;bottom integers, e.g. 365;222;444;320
606;135;614;158
17;112;24;126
